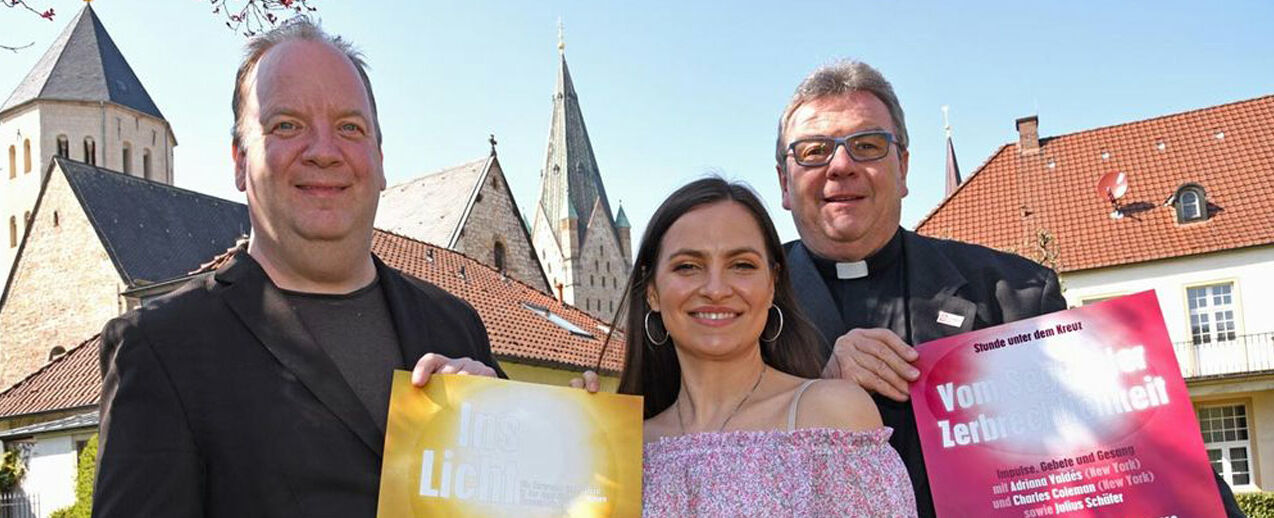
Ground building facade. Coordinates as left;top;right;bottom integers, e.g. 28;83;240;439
1;5;176;290
917;95;1274;491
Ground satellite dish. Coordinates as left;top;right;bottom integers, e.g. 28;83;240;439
1097;171;1128;202
1096;171;1129;219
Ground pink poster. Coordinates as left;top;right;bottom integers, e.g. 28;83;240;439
910;290;1225;518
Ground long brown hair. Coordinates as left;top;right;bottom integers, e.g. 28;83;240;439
616;177;824;419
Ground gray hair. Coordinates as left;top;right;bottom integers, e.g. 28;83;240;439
230;16;382;148
774;59;908;165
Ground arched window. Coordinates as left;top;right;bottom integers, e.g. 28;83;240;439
7;146;14;179
23;211;30;231
1174;184;1208;223
122;142;132;174
48;346;67;361
143;149;153;180
83;137;96;166
8;216;16;248
23;139;31;173
493;241;506;273
57;135;69;158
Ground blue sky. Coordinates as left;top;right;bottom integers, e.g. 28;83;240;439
4;0;1272;246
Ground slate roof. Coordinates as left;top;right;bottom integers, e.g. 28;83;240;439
915;95;1274;273
0;411;98;440
1;5;164;119
59;158;250;285
537;53;621;245
0;335;99;419
375;156;489;247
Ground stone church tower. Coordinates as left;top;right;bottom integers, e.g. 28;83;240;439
1;4;176;288
530;38;631;321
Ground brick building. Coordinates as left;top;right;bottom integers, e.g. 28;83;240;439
1;5;176;290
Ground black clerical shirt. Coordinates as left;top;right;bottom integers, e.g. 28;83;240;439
807;227;911;345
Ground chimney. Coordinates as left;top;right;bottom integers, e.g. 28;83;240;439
1016;116;1040;155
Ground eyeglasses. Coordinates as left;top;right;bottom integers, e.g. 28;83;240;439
785;131;900;167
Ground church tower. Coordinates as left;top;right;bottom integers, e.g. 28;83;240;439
530;31;630;321
1;4;176;287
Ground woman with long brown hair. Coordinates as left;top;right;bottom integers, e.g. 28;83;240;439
618;177;915;516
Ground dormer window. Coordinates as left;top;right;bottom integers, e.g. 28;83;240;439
1172;184;1209;223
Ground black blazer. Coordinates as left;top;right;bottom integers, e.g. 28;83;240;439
93;252;503;518
785;230;1243;518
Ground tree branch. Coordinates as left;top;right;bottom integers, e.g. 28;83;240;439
1;41;35;53
204;0;318;37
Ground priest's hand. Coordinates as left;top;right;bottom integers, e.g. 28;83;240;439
568;370;602;393
822;328;919;402
411;353;499;387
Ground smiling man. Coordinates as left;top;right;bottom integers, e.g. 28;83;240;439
93;18;503;517
774;59;1243;518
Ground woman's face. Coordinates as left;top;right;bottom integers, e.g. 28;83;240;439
646;201;776;360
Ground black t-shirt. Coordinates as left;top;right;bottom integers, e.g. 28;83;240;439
281;278;401;431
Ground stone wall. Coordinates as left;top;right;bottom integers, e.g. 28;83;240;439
0;166;123;389
453;159;550;293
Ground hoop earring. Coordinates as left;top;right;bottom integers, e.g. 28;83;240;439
761;305;784;343
644;310;669;346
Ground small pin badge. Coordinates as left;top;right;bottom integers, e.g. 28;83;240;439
937;311;965;328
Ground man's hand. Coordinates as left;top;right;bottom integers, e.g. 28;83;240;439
567;370;602;393
411;353;498;387
821;328;919;402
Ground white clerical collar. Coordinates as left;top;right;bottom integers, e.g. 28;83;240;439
835;261;869;279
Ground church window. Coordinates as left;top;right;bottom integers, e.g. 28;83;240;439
23;139;31;173
8;216;16;248
53;211;59;227
610;300;614;312
151;130;157;146
590;275;595;286
606;262;610;273
122;143;133;175
493;241;506;273
7;146;13;179
594;260;598;271
143;149;153;180
24;211;30;231
57;135;69;158
83;137;96;166
491;176;500;189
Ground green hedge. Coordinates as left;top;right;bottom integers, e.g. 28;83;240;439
1238;491;1274;518
49;435;96;518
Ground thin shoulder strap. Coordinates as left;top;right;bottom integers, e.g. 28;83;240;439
787;379;820;431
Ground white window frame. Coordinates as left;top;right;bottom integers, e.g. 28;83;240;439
1187;283;1238;345
1198;403;1255;489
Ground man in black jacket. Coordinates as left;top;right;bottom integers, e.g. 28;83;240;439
93;18;502;517
773;59;1243;518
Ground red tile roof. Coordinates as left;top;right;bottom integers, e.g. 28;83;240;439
370;229;626;373
916;95;1274;273
0;231;626;419
0;335;100;419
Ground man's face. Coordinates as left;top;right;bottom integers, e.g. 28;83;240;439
777;91;909;261
233;39;384;249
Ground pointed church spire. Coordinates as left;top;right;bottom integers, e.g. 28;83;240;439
2;4;164;119
943;105;962;197
536;32;617;249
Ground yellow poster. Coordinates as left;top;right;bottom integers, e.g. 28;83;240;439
376;371;643;518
